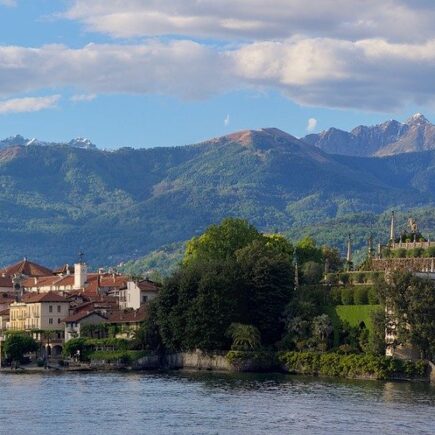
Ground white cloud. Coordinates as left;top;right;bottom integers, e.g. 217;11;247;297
224;114;230;126
0;37;435;111
64;0;435;43
70;93;96;102
306;118;318;132
0;95;60;115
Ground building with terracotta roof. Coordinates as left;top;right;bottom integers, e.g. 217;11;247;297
0;276;13;292
64;311;107;342
119;279;159;310
107;306;148;339
0;258;53;278
9;291;69;332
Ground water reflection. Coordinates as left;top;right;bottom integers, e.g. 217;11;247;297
0;371;434;435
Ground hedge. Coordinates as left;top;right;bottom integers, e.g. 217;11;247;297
277;351;428;380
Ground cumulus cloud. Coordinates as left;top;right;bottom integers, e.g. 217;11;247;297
306;118;318;132
64;0;435;43
0;95;60;115
0;38;434;111
70;93;96;102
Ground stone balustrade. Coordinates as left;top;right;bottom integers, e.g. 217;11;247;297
390;240;434;250
371;257;435;272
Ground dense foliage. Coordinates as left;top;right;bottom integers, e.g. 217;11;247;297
3;332;38;364
377;272;435;360
156;219;294;351
278;351;427;379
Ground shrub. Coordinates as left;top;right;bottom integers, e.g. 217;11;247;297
340;273;350;285
325;273;339;286
341;287;354;305
277;351;428;380
355;272;366;284
367;287;379;305
354;287;369;305
329;287;342;305
408;247;424;258
425;246;435;257
394;248;407;258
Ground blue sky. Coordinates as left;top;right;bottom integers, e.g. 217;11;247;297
0;0;434;148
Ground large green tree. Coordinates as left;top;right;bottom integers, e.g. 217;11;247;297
183;218;262;265
3;333;38;365
377;272;435;360
157;219;294;351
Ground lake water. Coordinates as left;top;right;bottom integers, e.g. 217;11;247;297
0;371;434;434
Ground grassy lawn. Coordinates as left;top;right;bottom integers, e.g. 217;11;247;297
324;305;382;345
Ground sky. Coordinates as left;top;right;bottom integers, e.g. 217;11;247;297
0;0;435;148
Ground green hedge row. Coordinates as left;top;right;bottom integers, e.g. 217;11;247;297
277;351;427;380
387;246;435;259
325;272;383;286
329;286;379;305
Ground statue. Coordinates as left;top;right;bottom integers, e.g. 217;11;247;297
408;217;418;234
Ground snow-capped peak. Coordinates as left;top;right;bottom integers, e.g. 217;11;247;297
406;113;430;125
67;137;96;149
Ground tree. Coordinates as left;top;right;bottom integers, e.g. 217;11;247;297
183;218;262;265
3;333;38;365
236;239;293;345
296;236;322;265
227;323;261;350
322;246;343;272
301;261;323;285
158;220;294;351
132;302;163;351
377;272;435;359
312;314;333;350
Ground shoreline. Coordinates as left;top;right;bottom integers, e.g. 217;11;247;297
1;349;433;384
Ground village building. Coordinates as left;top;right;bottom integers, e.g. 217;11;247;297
64;311;107;342
0;308;10;331
107;306;148;339
119;279;159;310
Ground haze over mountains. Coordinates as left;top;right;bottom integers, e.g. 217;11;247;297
304;113;435;157
0;116;434;268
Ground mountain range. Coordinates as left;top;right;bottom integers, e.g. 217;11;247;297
304;113;435;157
0;135;97;150
0;116;434;268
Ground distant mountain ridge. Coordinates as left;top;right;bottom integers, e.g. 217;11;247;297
303;113;435;157
0;126;433;267
0;134;97;150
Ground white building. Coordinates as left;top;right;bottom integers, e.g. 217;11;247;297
119;279;158;310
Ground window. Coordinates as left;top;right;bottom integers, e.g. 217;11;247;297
142;295;148;303
58;318;61;324
49;318;53;324
49;305;53;313
57;305;61;313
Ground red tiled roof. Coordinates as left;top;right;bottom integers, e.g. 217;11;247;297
22;291;69;304
1;259;53;277
64;310;107;323
107;306;148;324
0;276;13;288
0;308;10;316
137;279;159;292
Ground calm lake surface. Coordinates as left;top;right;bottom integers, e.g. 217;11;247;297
0;371;434;434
